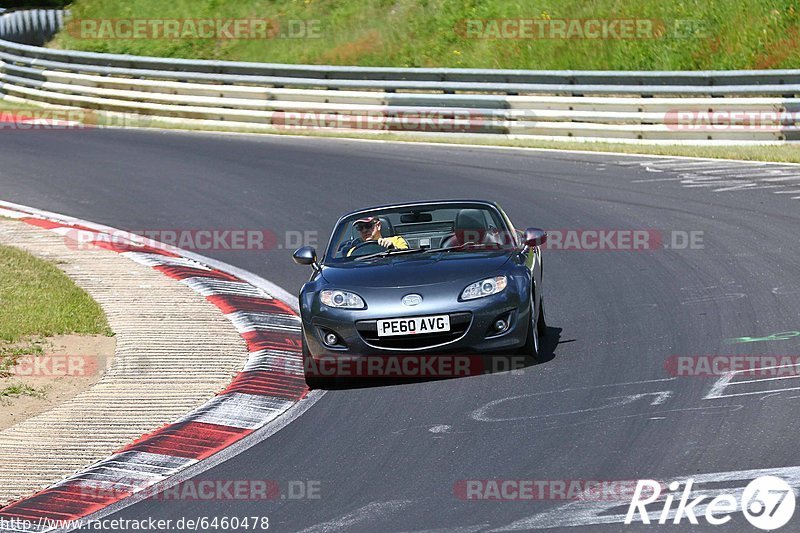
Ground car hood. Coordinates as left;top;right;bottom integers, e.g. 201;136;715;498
320;251;513;288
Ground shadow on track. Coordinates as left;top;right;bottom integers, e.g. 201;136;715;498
313;326;564;390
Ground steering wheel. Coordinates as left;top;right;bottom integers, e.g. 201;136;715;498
348;240;388;257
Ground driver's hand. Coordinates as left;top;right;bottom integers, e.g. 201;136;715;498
378;238;395;249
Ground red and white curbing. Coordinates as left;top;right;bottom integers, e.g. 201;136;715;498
0;201;310;532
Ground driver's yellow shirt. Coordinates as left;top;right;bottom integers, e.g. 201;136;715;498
347;236;409;256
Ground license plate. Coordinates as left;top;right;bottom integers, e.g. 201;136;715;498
377;315;451;337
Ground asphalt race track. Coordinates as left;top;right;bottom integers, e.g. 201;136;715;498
2;128;800;532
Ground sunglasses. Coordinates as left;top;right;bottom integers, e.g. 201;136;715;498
355;221;377;232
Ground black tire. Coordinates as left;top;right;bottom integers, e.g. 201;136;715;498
302;331;325;390
517;290;540;363
537;295;547;337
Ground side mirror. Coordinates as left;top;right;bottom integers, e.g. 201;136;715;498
524;228;547;247
293;246;319;270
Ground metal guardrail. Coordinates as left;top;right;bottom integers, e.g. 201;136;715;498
1;9;799;142
0;9;65;46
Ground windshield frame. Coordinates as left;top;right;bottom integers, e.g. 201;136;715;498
322;201;515;265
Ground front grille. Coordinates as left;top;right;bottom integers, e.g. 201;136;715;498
355;312;472;350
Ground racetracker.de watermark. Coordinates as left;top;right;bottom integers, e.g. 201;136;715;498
62;228;318;252
272;110;498;133
0;109;162;130
64;18;321;40
2;355;104;378
0;109;92;130
542;229;703;251
1;109;498;133
303;355;529;378
664;110;800;131
665;355;800;377
454;479;661;501
455;18;709;40
76;479;321;501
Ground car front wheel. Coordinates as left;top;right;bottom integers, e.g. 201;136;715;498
518;290;540;363
537;295;547;337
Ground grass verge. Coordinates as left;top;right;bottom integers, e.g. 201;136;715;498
123;116;800;164
0;99;40;112
49;0;800;70
0;243;112;398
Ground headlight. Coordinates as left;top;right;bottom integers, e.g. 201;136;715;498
320;289;366;309
461;276;508;300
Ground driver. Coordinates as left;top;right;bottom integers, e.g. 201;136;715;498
348;216;408;256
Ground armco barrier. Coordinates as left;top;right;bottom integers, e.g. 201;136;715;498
2;9;800;142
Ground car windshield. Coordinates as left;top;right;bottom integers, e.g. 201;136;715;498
325;203;516;263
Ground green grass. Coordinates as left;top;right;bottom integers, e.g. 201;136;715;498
0;99;40;112
0;383;47;402
0;243;111;398
49;0;800;69
0;244;111;377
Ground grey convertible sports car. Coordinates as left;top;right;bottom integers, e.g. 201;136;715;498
293;200;547;387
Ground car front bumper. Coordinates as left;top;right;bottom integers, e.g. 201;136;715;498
301;287;531;359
